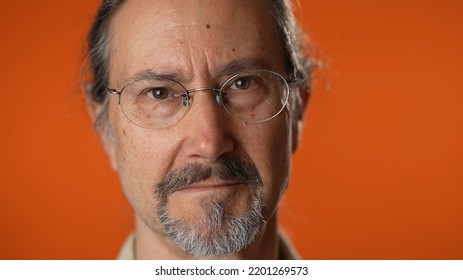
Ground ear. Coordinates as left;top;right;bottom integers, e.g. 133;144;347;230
292;87;310;153
84;91;119;172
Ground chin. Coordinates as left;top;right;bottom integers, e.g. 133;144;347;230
156;189;264;257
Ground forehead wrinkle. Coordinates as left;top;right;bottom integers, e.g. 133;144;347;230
108;6;196;79
118;57;276;88
137;16;212;36
130;5;224;36
108;0;284;87
109;11;228;87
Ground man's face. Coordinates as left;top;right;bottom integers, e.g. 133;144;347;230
102;0;296;257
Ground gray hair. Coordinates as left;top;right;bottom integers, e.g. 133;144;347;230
86;0;312;126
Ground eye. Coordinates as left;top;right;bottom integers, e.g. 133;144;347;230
231;77;252;90
147;87;169;99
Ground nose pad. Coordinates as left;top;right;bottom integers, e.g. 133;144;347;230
182;94;191;107
216;92;225;106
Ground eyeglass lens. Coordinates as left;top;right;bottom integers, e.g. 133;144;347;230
117;69;290;128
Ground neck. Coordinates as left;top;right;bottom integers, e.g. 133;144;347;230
134;212;280;260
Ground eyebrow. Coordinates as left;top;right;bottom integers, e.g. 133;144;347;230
121;69;183;85
218;57;272;76
121;57;273;86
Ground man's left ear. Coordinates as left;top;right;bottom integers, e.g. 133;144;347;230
84;90;119;172
292;87;310;153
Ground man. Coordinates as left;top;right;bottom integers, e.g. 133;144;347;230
85;0;311;259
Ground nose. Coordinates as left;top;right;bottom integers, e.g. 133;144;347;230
179;89;235;162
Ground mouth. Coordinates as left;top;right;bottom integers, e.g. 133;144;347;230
173;180;245;193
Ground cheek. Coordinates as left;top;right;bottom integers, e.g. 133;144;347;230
109;102;172;174
242;115;292;217
110;117;179;224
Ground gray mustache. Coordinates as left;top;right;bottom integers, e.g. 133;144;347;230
155;155;262;201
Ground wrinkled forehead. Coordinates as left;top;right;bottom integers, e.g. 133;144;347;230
107;0;286;86
108;0;278;41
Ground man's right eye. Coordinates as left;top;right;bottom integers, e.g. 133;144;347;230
147;88;169;100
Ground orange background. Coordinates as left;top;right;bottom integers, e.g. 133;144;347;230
1;0;462;259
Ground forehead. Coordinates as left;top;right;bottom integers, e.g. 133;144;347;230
107;0;285;86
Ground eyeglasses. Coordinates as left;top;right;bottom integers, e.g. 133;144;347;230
107;69;294;129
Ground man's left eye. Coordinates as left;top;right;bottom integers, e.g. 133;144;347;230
231;77;252;90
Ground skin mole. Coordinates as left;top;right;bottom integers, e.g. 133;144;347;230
205;23;211;29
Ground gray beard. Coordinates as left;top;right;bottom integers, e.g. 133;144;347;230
154;156;264;257
158;188;263;257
